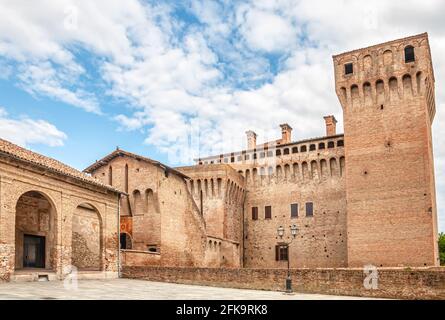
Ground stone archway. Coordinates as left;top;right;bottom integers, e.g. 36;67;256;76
15;191;56;270
71;203;103;271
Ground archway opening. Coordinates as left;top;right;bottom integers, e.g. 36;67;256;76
71;203;102;271
120;233;132;249
15;191;56;270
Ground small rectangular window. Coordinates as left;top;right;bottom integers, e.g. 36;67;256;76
265;206;272;219
345;63;353;75
252;207;258;220
291;203;298;218
306;202;314;217
230;157;235;163
405;46;415;63
275;245;288;261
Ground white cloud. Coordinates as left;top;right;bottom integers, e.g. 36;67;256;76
0;107;67;147
237;7;298;53
1;0;444;231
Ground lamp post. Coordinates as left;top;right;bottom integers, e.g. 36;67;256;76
277;224;298;293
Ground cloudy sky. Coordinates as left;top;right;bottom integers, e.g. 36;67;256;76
0;0;444;231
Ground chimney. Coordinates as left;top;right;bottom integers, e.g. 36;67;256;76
246;130;257;150
280;124;293;144
323;115;337;136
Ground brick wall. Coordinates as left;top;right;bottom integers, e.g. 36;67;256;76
122;266;445;300
121;250;161;266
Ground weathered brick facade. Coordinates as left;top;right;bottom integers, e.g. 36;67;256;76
0;139;121;282
85;34;440;271
85;150;211;268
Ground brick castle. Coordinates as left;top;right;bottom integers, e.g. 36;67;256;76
87;32;440;269
0;33;440;282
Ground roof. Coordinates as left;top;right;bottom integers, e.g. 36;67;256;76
195;133;345;162
83;148;190;179
332;32;428;59
0;138;123;194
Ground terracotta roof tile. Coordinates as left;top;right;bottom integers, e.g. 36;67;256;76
0;138;123;194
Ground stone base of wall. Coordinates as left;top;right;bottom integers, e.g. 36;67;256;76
122;266;445;300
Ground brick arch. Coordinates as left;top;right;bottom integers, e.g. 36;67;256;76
71;202;104;271
362;54;372;71
416;71;423;95
402;74;413;98
396;39;421;51
383;49;393;65
14;189;58;271
132;189;144;215
10;186;60;215
376;79;385;105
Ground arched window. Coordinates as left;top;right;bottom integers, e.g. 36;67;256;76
283;148;290;155
337;140;344;147
124;164;128;193
292;147;298;154
300;145;307;152
319;143;325;150
276;149;282;156
405;46;415;63
309;144;316;151
108;166;113;186
328;141;335;148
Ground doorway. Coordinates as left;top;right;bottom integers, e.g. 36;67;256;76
23;235;45;268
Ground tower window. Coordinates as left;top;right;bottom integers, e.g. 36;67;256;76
404;46;415;63
345;63;353;75
291;203;298;218
306;202;314;217
265;206;272;219
252;207;258;220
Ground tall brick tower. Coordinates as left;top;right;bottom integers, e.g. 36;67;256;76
333;33;439;267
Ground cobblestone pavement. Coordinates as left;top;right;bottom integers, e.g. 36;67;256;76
0;279;379;300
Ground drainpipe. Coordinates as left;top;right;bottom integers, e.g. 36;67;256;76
117;193;121;278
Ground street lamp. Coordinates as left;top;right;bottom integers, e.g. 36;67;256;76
277;224;299;293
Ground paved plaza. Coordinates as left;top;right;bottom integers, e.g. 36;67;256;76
0;279;379;300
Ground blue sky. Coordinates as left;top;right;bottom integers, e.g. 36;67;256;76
1;0;445;231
